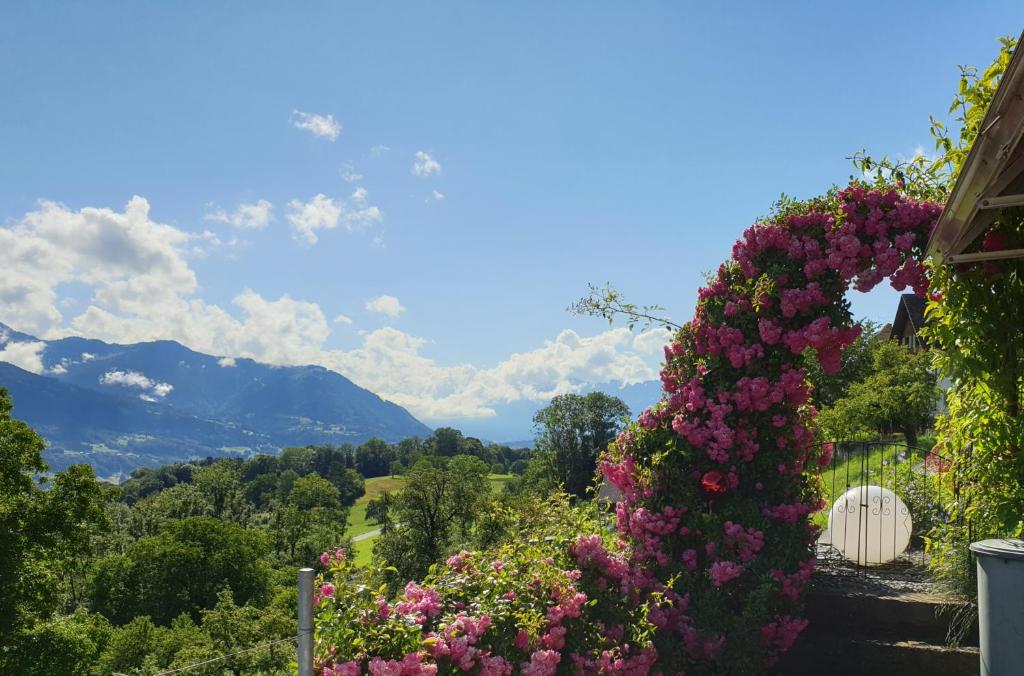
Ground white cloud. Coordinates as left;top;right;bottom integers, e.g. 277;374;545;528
319;327;658;419
333;314;353;326
428;190;445;202
286;192;382;244
291;110;341;141
370;145;390;158
0;197;664;420
340;163;363;183
365;295;405;318
100;369;174;400
0;340;46;374
217;356;236;368
81;352;95;361
412;151;441;177
204;200;273;229
0;196;197;337
287;194;341;244
632;327;673;355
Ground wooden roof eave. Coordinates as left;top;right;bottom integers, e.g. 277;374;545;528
927;31;1024;263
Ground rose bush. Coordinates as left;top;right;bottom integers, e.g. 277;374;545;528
314;186;941;674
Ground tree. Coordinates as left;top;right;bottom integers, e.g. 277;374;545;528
0;388;108;644
355;438;395;478
3;609;112;676
424;427;464;457
334;467;366;506
365;491;394;533
373;455;489;579
193;462;248;522
88;516;272;625
395;437;425;467
530;392;631;498
279;446;316;476
271;473;348;563
308;446;365;505
817;340;939;444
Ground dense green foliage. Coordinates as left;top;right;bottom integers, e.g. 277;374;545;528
0;387;109;662
532;393;630;499
0;386;536;674
816;340;939;444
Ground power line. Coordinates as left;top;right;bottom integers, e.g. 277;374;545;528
145;629;312;676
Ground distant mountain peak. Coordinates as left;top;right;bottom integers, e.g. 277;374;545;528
0;323;432;480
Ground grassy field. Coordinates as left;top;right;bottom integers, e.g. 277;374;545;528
349;473;515;566
348;475;406;538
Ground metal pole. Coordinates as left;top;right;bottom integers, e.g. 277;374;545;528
298;567;314;676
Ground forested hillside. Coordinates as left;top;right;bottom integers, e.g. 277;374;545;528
0;390;536;674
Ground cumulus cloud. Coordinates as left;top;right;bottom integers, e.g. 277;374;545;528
286;194;340;244
0;196;663;420
100;369;174;400
81;352;95;361
287;192;382;244
320;327;658;419
217;356;236;367
370;145;390;158
333;314;353;326
365;295;405;318
0;196;197;337
412;151;441;177
290;110;341;140
428;190;445;202
204;200;273;229
0;340;46;374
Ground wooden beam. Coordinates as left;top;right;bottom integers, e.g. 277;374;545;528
978;194;1024;209
948;209;1000;259
946;248;1024;264
984;143;1024;197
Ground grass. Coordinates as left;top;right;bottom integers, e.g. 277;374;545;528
348;475;406;538
488;473;514;493
348;473;515;567
812;441;945;532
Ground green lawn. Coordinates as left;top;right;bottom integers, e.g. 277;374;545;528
812;441;946;532
348;475;406;538
348;473;515;566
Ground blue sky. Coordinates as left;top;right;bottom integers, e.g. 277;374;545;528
1;2;1021;439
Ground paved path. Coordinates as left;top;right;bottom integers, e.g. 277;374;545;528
352;528;381;542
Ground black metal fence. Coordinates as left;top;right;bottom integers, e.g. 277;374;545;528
813;440;955;577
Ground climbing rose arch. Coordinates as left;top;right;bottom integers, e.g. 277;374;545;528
597;186;941;670
313;186;942;675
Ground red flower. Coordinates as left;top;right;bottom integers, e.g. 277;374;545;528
701;470;728;495
982;231;1007;252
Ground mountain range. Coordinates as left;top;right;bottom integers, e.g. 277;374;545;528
0;322;431;480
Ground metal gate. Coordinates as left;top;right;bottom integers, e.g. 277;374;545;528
814;440;954;577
